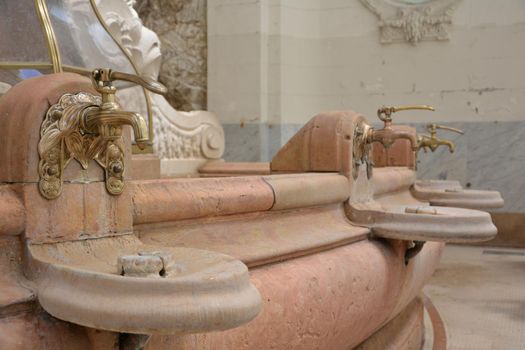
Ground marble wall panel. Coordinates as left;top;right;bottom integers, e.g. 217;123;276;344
135;0;207;111
465;121;525;212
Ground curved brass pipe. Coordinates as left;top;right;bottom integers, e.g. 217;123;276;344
377;105;435;122
109;71;167;96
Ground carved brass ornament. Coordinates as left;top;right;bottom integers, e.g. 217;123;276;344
38;92;125;199
38;68;166;199
417;123;464;153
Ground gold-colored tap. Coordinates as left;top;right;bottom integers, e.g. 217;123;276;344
351;105;434;180
417;123;464;153
38;68;167;199
370;105;435;150
83;68;167;149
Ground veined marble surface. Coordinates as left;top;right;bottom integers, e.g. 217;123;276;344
223;121;524;212
223;124;303;163
135;0;207;111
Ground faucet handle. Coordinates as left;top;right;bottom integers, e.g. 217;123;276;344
428;123;464;135
109;70;168;95
91;68;168;96
377;105;435;123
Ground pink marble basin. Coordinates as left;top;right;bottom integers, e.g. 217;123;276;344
27;235;261;334
348;168;498;243
415;179;463;191
349;201;497;243
412;180;504;209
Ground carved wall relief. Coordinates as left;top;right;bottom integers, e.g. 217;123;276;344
360;0;462;44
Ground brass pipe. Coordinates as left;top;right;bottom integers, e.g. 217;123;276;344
35;0;62;73
110;71;167;96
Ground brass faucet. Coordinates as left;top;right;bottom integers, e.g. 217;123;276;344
370;105;435;151
417;123;464;153
352;105;435;180
83;69;167;149
38;68;167;199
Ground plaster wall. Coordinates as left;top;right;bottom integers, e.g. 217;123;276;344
208;0;525;213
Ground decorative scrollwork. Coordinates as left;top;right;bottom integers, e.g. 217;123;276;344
38;92;126;199
102;142;125;195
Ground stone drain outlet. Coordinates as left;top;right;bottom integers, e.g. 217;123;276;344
118;252;181;278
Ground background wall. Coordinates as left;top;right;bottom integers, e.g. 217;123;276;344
207;0;525;221
136;0;207;111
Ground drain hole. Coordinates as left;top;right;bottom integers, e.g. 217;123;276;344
159;268;166;277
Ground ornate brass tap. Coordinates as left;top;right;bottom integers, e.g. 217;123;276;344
417;123;464;153
38;68;167;199
352;105;434;180
372;105;435;150
84;69;166;150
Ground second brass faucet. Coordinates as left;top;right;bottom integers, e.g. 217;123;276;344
352;105;435;179
417;123;464;153
370;105;435;151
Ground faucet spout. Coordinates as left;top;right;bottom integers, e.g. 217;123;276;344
83;109;149;149
440;139;455;153
417;123;463;153
369;124;419;151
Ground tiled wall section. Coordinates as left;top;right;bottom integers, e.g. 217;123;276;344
223;121;525;213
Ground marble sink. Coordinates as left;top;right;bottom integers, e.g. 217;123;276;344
0;74;263;348
27;235;261;335
411;180;504;209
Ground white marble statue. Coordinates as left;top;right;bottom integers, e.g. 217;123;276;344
95;0;225;175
